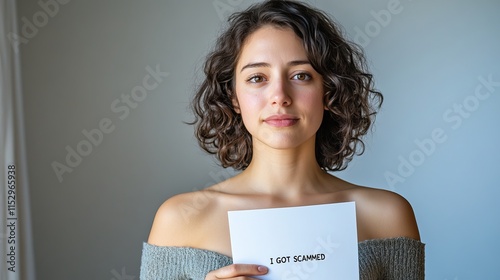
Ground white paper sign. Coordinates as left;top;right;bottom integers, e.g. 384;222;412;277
228;202;359;280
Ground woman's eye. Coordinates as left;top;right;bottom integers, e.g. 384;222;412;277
247;75;266;83
292;73;311;81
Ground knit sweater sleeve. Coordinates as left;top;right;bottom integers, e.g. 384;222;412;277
359;237;425;280
139;243;232;280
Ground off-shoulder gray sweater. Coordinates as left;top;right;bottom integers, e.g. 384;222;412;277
140;237;424;280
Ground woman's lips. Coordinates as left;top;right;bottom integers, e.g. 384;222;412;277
263;115;299;127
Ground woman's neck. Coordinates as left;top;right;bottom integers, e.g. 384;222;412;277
235;136;330;198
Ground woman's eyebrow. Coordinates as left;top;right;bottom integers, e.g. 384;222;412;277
240;62;270;73
239;60;311;73
288;60;310;67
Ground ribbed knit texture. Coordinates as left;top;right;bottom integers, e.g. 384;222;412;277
140;237;424;280
358;237;425;279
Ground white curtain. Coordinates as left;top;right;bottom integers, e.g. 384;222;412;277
1;0;35;279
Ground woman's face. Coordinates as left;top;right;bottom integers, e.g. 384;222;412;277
234;25;325;150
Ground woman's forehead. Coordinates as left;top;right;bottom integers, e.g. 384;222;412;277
236;26;308;71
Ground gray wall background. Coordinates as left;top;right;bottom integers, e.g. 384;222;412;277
16;0;500;279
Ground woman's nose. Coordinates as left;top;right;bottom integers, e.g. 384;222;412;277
270;79;292;107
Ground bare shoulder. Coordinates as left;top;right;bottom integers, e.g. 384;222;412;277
147;189;220;247
350;186;421;241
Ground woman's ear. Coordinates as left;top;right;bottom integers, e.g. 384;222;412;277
323;90;330;110
232;93;241;114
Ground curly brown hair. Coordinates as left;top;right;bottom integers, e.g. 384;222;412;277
190;0;383;171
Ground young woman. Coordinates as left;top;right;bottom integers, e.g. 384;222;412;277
140;1;424;279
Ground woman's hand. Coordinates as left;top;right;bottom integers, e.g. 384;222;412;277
205;264;268;279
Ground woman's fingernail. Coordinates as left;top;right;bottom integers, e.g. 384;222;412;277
258;266;268;273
